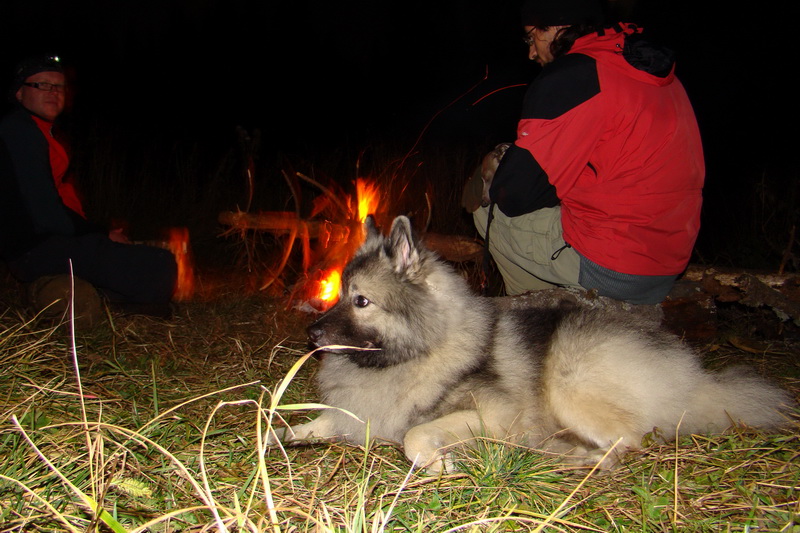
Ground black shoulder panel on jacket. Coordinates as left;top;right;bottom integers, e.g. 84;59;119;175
521;54;600;120
623;33;674;78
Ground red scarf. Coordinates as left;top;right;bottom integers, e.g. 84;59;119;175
31;114;86;219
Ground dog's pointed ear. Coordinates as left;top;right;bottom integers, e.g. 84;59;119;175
388;216;423;278
364;215;380;239
360;214;383;249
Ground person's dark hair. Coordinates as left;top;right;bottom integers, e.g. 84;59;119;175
520;0;605;59
549;24;604;58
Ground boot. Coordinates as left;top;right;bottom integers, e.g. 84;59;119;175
27;275;104;329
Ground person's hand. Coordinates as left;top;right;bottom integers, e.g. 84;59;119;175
462;142;511;213
108;227;130;244
479;143;511;206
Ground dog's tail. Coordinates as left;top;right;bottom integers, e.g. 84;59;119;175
682;366;795;434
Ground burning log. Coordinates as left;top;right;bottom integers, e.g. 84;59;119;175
218;211;351;242
166;227;195;302
218;210;485;264
218;176;382;305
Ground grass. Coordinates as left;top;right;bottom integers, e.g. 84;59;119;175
0;270;798;532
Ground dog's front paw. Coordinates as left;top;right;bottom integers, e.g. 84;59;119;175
266;426;288;446
572;446;624;470
403;426;456;474
267;416;339;446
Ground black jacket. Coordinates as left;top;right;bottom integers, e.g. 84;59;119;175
0;108;98;260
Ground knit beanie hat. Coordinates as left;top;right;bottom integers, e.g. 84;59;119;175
8;54;64;99
520;0;604;27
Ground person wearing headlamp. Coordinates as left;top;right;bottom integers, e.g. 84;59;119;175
0;54;177;326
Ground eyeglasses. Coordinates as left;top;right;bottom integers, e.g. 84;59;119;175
522;27;538;46
22;81;66;93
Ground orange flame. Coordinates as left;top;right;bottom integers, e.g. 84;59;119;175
355;178;381;223
167;227;195;301
312;178;382;308
318;268;341;303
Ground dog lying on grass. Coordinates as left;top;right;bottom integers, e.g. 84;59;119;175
270;215;794;472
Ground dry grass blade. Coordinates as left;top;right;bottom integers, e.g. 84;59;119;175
10;415;127;533
0;473;82;533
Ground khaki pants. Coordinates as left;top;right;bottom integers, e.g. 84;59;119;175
473;205;581;295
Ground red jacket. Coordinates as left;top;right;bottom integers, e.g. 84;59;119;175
491;23;704;276
31;114;86;219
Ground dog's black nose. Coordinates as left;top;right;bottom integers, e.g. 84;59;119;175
307;323;323;346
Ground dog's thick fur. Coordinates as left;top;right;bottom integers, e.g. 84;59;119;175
272;215;794;472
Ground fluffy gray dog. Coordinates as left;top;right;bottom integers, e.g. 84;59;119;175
270;215;793;472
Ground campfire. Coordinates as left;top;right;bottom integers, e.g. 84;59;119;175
296;177;384;311
218;165;483;313
216;175;385;311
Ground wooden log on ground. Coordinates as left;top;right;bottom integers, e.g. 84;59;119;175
422;232;484;263
494;265;800;342
662;280;718;340
680;265;800;326
681;264;800;289
218;211;351;242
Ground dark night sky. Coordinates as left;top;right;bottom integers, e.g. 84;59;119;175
1;0;795;259
2;1;525;146
1;1;792;156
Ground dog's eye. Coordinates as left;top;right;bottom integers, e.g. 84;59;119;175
353;295;370;308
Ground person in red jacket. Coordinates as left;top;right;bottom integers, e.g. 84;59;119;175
1;54;177;326
466;0;704;305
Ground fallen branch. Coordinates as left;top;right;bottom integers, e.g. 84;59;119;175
218;213;481;263
679;265;800;326
422;233;484;263
681;265;800;291
218;211;351;243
